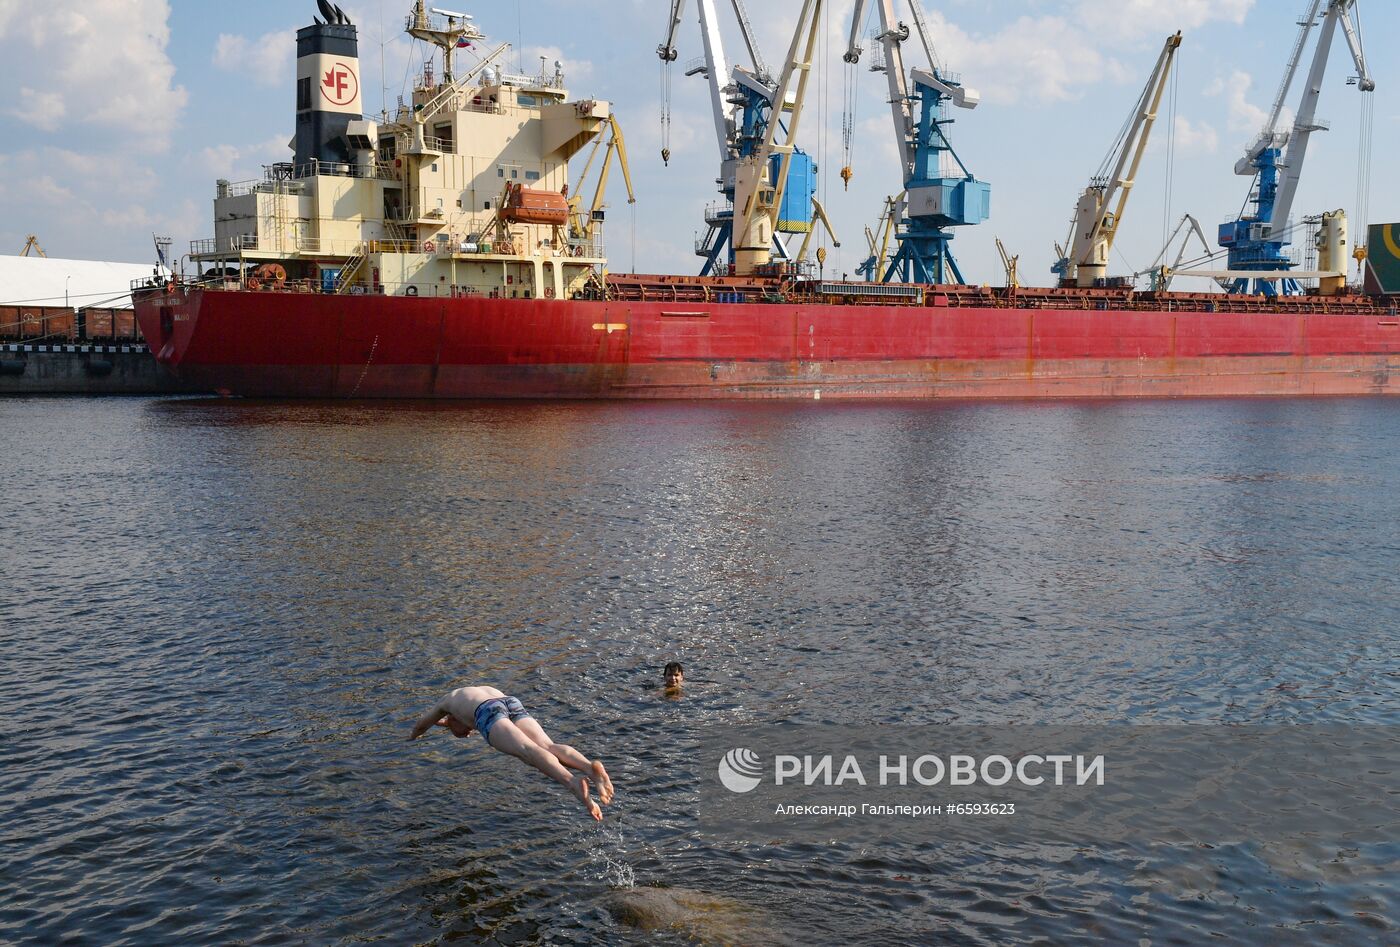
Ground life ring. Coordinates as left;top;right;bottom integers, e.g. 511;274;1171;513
405;285;419;297
572;245;586;258
423;241;436;254
544;286;556;299
164;280;176;295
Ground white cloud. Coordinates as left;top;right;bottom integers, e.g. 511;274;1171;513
1172;116;1219;155
0;0;187;151
1073;0;1254;40
0;147;201;262
9;88;66;132
214;30;297;88
521;45;594;83
199;136;292;180
928;13;1110;104
1208;69;1280;135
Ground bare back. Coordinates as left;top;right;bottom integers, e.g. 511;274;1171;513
438;685;505;724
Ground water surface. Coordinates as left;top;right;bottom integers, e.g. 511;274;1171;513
2;396;1397;944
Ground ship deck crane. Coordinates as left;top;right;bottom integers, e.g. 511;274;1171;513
1137;214;1214;292
858;193;902;281
1219;0;1373;296
658;0;823;276
844;0;989;284
1054;33;1181;288
996;238;1020;289
567;115;636;246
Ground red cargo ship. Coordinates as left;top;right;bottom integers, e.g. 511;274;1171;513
133;2;1400;400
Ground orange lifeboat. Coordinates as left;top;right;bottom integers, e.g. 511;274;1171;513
500;182;569;226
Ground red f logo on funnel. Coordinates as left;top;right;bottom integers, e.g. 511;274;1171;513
321;62;358;107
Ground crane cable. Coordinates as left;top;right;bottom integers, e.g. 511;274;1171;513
1354;2;1374;267
819;0;830;261
660;58;673;166
840;1;871;190
1162;49;1180;249
841;59;858;190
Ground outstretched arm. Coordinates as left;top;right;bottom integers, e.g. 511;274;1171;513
408;702;447;741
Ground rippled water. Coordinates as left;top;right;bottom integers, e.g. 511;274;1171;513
2;396;1398;945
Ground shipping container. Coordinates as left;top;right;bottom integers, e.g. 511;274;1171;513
113;310;138;340
18;309;44;338
43;307;78;341
0;306;19;340
84;308;114;340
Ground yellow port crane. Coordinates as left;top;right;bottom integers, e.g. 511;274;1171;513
20;235;48;258
568;115;636;245
731;0;824;276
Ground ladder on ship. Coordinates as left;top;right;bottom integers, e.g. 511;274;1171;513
335;243;367;294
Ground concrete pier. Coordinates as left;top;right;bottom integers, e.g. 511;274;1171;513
0;344;207;396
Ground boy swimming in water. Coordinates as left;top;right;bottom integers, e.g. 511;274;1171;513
408;685;615;821
664;662;685;692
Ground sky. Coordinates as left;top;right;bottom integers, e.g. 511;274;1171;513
1;0;1395;290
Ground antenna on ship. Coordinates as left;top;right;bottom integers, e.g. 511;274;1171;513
407;2;484;85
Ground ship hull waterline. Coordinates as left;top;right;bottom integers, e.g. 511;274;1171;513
135;288;1400;401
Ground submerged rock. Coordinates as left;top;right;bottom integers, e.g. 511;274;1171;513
605;886;780;945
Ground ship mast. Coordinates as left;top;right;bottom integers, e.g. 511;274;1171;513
407;1;485;84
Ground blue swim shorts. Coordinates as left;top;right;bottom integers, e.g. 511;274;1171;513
473;696;530;743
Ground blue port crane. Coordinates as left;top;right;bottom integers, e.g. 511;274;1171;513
658;0;836;276
843;0;989;285
1219;0;1373;296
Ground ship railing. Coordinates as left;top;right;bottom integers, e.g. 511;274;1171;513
563;241;604;258
191;235;260;256
249;160;397;184
366;240;426;254
216;179;278;199
293;237;378;257
498;70;566;91
704;202;735;225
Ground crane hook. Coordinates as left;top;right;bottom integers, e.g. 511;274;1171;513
662;148;671;167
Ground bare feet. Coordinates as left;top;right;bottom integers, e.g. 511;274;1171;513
592;761;615;805
571;775;602;821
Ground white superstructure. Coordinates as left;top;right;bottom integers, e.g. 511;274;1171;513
192;2;612;302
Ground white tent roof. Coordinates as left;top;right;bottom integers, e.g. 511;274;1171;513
0;256;155;309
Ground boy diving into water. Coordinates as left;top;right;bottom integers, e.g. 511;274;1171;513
408;685;615;821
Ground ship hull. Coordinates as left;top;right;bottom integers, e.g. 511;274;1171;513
135;287;1400;400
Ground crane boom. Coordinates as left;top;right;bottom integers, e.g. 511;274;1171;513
843;0;869;63
696;0;733;164
658;0;687;60
1268;0;1373;234
728;0;772;84
1244;0;1323;171
905;0;942;75
875;0;916;173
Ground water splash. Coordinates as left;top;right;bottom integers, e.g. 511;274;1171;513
588;823;636;889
